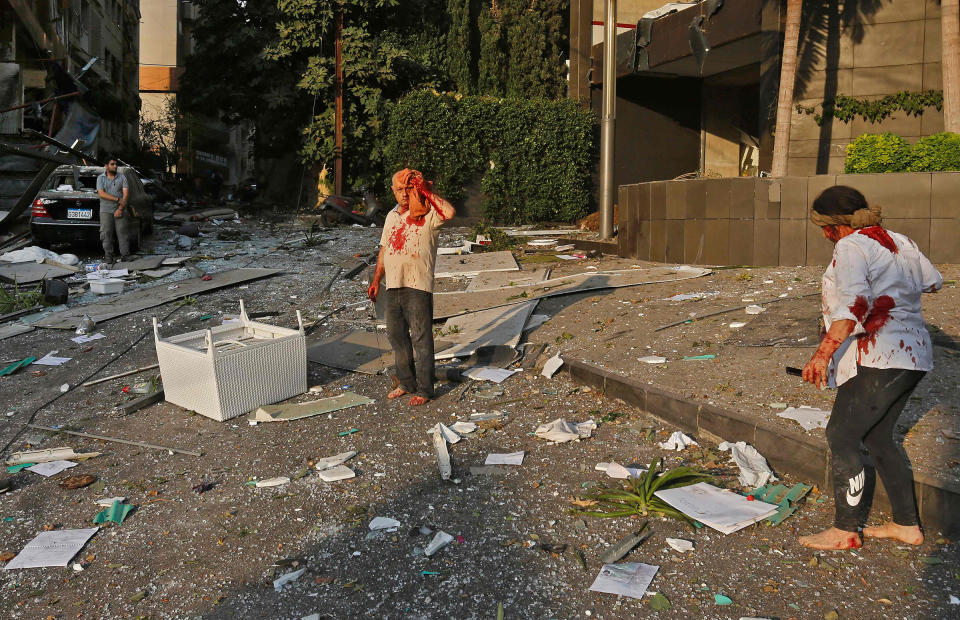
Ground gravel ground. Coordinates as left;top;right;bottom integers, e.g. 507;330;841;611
1;217;958;619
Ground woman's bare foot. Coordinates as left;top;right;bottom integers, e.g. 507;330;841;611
799;527;862;550
408;395;429;406
863;522;923;545
387;387;408;399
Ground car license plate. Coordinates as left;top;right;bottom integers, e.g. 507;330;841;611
67;208;93;219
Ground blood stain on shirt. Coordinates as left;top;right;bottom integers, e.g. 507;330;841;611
388;221;409;253
848;295;869;323
857;226;898;253
856;295;895;358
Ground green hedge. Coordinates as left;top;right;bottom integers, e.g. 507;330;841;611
845;132;960;173
383;90;596;224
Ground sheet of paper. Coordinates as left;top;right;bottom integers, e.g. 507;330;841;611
654;482;778;534
485;452;524;465
778;406;830;431
554;254;582;260
70;333;105;344
26;460;77;477
588;562;659;600
32;351;72;366
3;528;99;569
541;354;563;378
463;367;520;384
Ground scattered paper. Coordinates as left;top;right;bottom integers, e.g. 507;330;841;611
70;333;105;344
462;367;520;384
273;568;306;592
424;531;454;556
433;431;452;481
427;423;462;444
535;418;596;443
744;305;766;315
588;562;660;600
317;465;355;482
658;431;697;451
665;538;694;553
638;355;667;364
451;421;477;434
555;254;581;260
369;517;401;531
27;460;78;477
314;451;357;470
595;461;645;479
728;322;747;329
95;497;126;507
654;482;778;534
255;477;290;488
778;406;830;431
718;441;778;488
3;528;99;569
541;354;563;378
32;351;72;366
485;452;524;466
950;594;960;605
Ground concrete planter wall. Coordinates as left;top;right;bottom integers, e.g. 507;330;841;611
617;172;960;265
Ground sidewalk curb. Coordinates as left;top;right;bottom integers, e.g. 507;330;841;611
561;357;960;535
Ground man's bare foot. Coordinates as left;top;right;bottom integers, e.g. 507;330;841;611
799;527;862;550
863;522;923;545
408;395;429;406
387;387;408;399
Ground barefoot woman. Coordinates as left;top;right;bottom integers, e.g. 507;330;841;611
798;186;942;550
368;169;455;406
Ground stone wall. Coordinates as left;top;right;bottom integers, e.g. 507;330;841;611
617;173;960;265
788;0;945;176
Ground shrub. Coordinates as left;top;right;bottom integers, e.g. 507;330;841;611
383;90;596;224
906;132;960;172
843;132;912;173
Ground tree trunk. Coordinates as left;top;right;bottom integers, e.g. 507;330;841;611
770;0;802;177
943;0;960;133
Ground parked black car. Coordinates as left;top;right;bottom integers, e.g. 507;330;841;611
30;165;154;250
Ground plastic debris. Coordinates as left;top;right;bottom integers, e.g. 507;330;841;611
718;441;777;487
450;421;477;434
949;595;959;605
317;465;356;482
728;322;747;328
744;305;766;314
637;355;667;364
600;522;650;563
535;418;596;443
714;594;733;605
93;500;134;525
337;428;360;437
658;431;697;451
665;538;694;552
273;567;306;592
541;353;563;378
255;477;290;488
0;357;36;377
484;452;524;466
681;354;715;361
595;461;644;479
427;423;462;444
433;431;452;481
95;497;126;507
369;517;401;531
314;451;357;470
424;531;454;556
778;406;830;431
655;482;779;534
743;483;814;525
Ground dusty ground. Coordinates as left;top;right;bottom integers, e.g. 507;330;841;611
0;217;958;619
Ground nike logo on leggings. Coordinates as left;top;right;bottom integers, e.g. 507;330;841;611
846;469;865;506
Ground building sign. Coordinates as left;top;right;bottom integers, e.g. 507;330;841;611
195;150;227;167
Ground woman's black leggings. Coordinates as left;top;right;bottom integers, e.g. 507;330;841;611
826;365;925;531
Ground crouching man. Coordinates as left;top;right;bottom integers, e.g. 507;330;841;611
368;169;455;406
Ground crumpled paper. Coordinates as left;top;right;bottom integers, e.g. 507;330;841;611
718;441;777;488
535;418;597;443
658;431;697;451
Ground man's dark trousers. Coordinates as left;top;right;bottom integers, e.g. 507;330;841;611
384;287;434;398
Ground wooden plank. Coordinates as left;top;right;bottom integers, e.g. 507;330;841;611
0;323;34;340
32;268;282;329
435;251;518;278
0;261;75;284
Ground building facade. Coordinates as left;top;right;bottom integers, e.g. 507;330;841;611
139;0;251;190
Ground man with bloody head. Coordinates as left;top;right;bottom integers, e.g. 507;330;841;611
368;169;456;406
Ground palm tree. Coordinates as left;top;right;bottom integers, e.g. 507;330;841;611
771;0;803;177
944;0;960;133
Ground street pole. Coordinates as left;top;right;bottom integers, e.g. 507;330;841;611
334;9;344;195
598;0;616;240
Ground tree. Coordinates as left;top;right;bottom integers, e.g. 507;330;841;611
139;96;179;173
943;0;960;133
265;0;448;190
771;0;803;177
